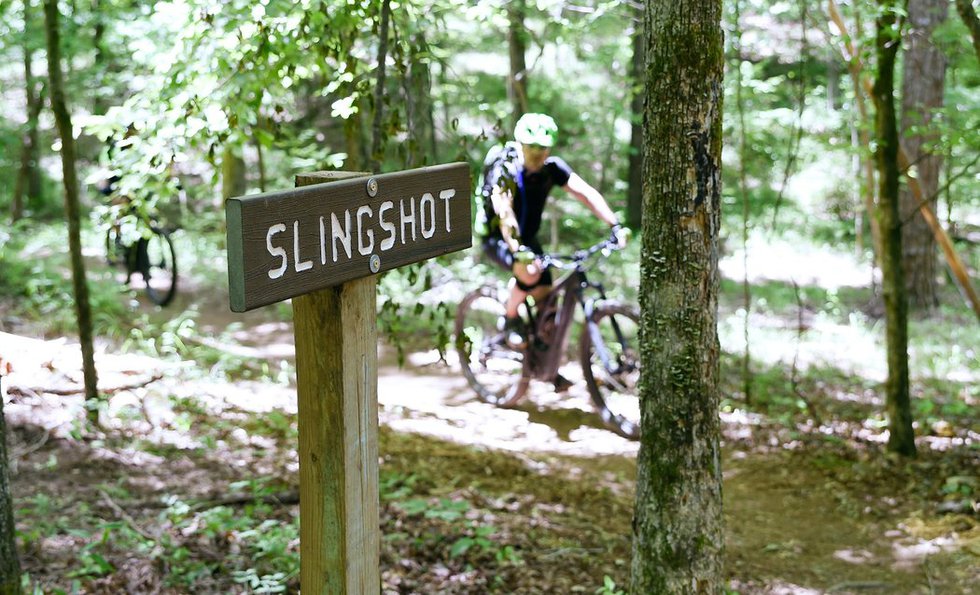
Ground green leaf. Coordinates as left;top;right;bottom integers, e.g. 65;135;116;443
450;537;473;558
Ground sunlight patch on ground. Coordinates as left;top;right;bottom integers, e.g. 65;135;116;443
720;232;876;290
717;232;891;382
170;379;296;414
889;514;980;573
378;363;639;457
718;311;888;382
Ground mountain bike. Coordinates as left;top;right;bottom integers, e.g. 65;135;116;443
454;236;641;439
105;218;178;307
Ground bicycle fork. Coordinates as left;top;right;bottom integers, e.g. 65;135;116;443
583;300;631;376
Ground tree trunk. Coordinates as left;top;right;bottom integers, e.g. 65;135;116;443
44;0;101;426
369;0;391;172
0;397;22;595
627;9;644;230
955;0;980;63
91;0;107;116
873;0;917;457
631;0;725;591
344;110;365;171
507;0;529;127
254;128;267;193
826;48;840;110
899;0;946;311
12;0;44;222
405;32;437;167
221;145;247;202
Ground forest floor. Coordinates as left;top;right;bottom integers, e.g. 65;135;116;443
1;232;978;593
2;320;978;594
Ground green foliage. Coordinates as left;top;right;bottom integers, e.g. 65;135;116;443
0;222;130;338
596;574;626;595
940;475;975;502
391;494;521;563
152;496;299;589
0;121;24;215
232;568;288;593
377;259;461;363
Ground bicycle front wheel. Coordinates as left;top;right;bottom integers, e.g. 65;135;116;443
580;302;641;440
454;286;529;407
139;228;178;307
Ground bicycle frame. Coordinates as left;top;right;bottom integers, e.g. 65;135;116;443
523;262;608;382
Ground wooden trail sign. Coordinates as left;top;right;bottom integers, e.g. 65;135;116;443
227;162;471;312
225;165;471;593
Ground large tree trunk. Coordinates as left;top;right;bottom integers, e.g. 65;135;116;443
873;0;917;457
0;397;22;595
12;0;44;223
899;0;947;311
626;9;644;230
631;0;725;592
45;0;101;425
507;0;529;127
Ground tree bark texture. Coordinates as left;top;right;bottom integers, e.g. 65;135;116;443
873;0;917;457
0;397;22;595
507;0;529;127
254;125;267;193
899;0;947;310
91;0;107;116
344;110;365;171
955;0;980;63
405;33;437;167
221;146;247;202
631;0;725;592
369;0;392;172
44;0;101;423
12;0;44;222
627;9;644;230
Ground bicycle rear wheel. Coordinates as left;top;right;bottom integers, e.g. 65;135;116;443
454;285;529;407
580;302;641;439
139;228;178;306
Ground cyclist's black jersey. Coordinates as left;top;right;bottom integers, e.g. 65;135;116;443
477;142;573;243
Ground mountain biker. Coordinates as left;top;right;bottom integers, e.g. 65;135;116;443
476;113;627;348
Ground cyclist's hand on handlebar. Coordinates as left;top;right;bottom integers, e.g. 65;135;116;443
610;224;630;250
514;245;537;264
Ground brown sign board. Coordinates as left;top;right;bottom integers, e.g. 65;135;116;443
226;163;471;312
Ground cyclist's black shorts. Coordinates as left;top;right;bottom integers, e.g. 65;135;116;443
481;235;552;291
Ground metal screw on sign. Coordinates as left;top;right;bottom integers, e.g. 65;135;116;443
369;254;381;273
366;178;379;197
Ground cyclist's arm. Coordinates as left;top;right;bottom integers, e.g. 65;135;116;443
490;185;522;253
563;173;619;228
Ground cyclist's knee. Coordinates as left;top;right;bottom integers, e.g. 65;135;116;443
512;261;541;286
530;284;551;302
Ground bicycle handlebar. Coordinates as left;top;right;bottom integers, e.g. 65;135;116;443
531;232;623;272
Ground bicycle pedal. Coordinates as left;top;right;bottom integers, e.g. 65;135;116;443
552;374;573;393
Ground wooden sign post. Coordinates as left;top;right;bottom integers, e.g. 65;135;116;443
225;163;471;593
